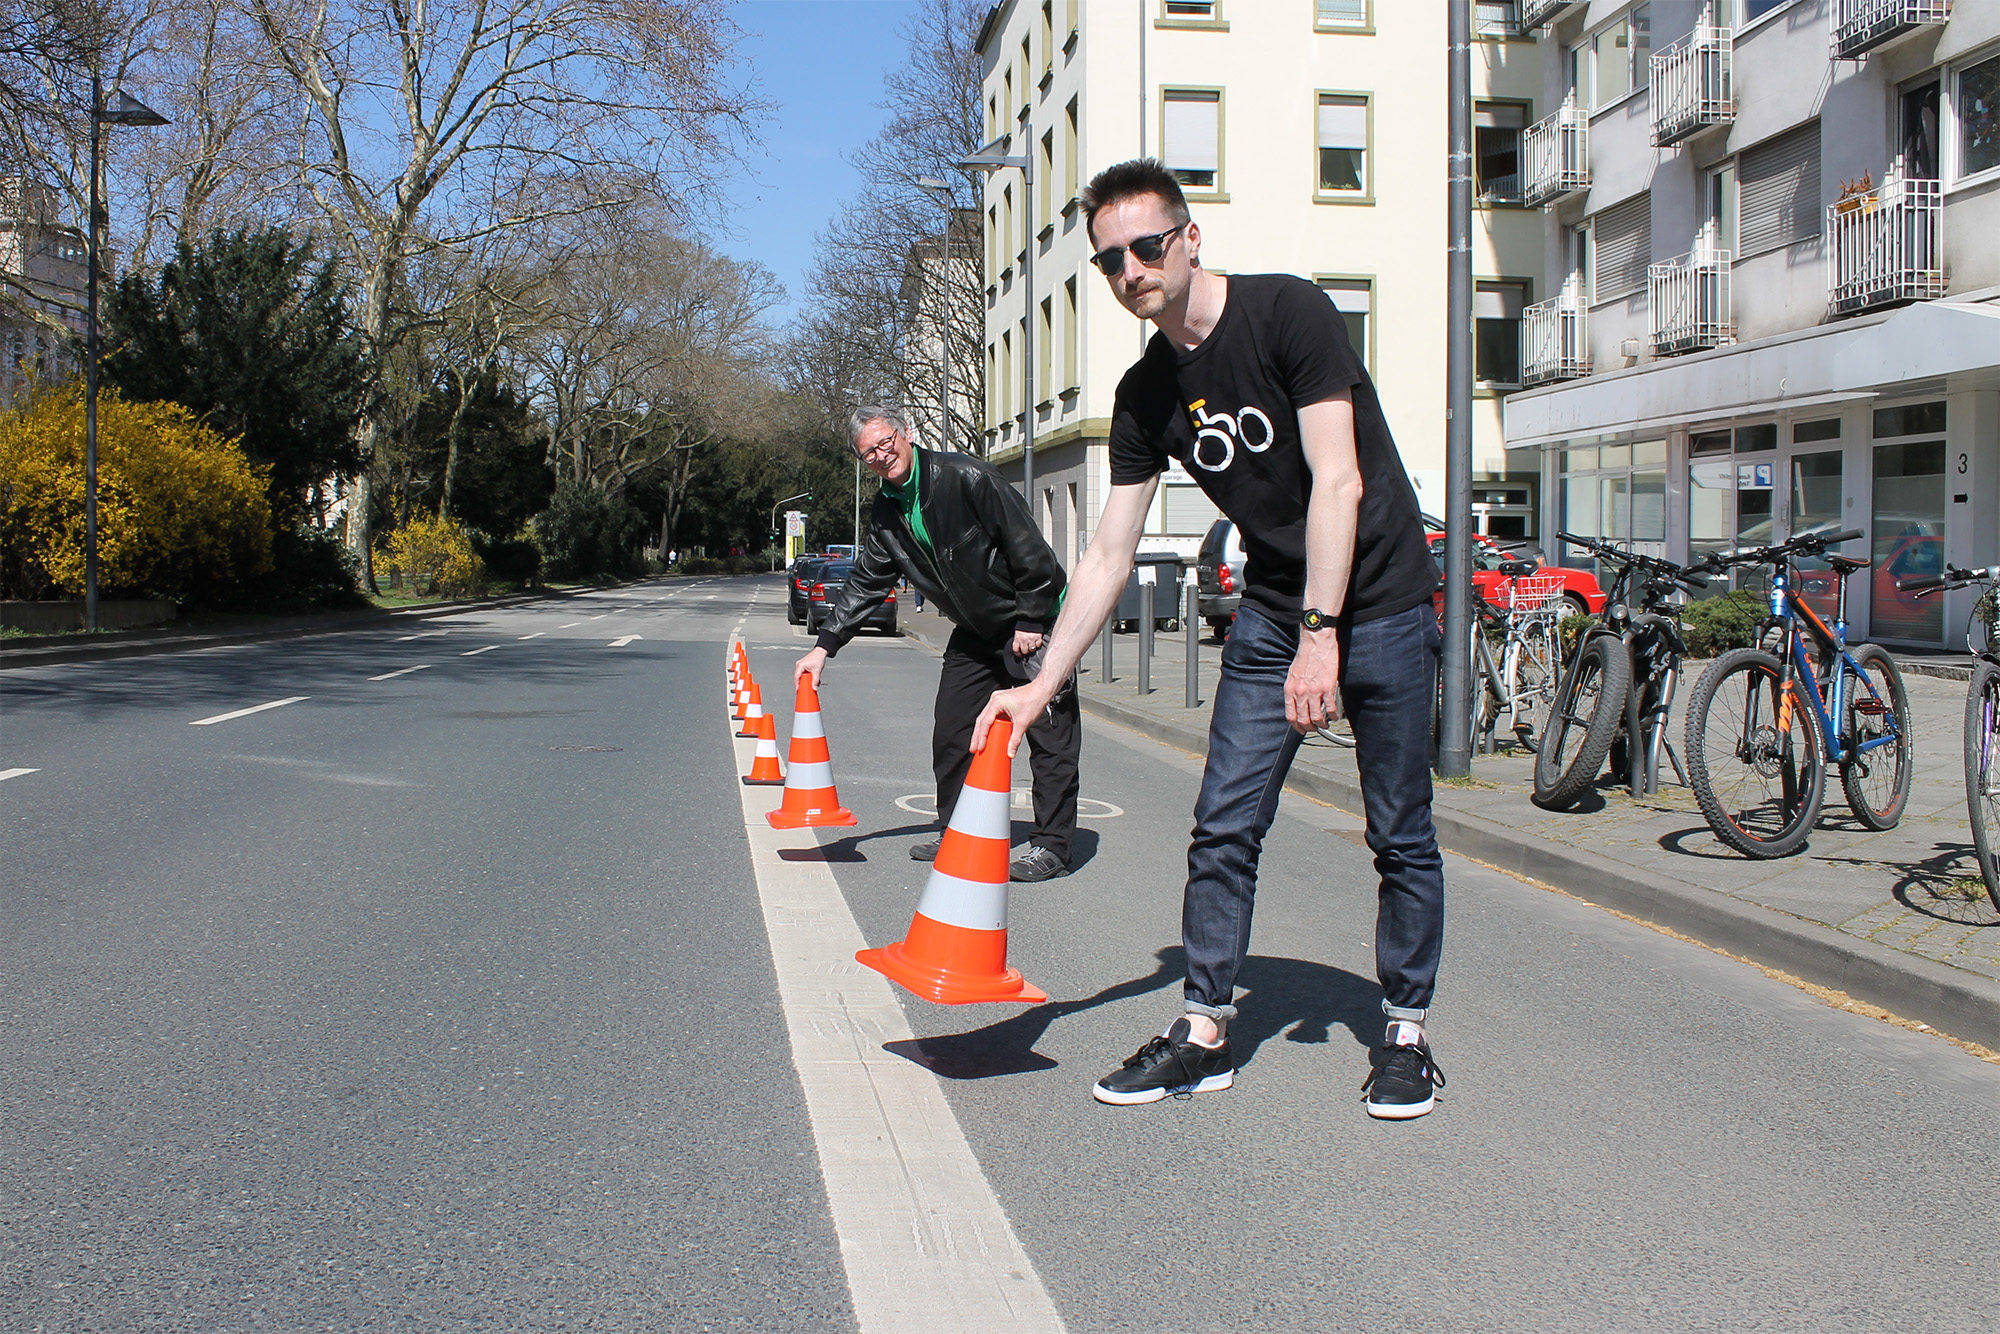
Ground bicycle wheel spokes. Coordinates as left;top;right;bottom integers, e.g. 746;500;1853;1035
1840;645;1911;831
1689;649;1824;858
1967;662;2000;912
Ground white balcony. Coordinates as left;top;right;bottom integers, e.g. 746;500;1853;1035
1651;17;1733;148
1521;0;1579;30
1522;289;1590;386
1649;249;1734;357
1522;97;1590;207
1832;0;1950;59
1828;163;1945;317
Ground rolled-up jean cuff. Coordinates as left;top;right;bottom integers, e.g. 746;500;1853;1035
1381;1001;1429;1023
1185;1000;1238;1022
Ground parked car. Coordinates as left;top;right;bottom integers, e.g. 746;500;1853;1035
1196;519;1247;636
805;560;898;635
1423;527;1605;619
787;556;826;625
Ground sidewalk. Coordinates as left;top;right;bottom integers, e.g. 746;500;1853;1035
897;602;2000;1051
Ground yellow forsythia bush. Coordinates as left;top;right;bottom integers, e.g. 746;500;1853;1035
376;512;483;597
0;386;272;600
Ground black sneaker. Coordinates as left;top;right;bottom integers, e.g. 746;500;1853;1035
1092;1018;1234;1105
1009;846;1070;882
1361;1028;1445;1120
910;836;941;862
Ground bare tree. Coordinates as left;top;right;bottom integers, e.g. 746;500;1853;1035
245;0;757;587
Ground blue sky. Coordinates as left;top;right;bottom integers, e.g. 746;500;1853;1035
720;0;925;325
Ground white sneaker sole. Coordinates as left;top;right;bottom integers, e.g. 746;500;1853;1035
1092;1070;1233;1105
1364;1091;1436;1119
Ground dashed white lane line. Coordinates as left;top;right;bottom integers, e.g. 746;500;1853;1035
607;635;642;647
586;614;608;621
395;631;447;642
517;631;546;640
0;768;40;782
190;697;309;726
461;645;500;657
369;665;431;681
559;622;582;628
726;635;1063;1334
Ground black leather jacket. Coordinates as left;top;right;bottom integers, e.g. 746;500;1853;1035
815;447;1066;654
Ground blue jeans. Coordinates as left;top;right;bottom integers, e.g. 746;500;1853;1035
1181;602;1445;1019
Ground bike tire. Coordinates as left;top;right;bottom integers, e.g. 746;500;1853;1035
1686;648;1826;859
1533;634;1630;810
1966;658;2000;913
1508;619;1560;753
1839;643;1912;831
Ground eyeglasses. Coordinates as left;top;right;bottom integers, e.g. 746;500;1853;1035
856;431;902;461
1088;223;1185;277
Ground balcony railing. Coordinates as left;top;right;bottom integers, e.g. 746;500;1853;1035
1522;288;1590;386
1648;249;1734;357
1522;97;1590;207
1832;0;1950;58
1521;0;1579;30
1828;163;1944;316
1651;15;1733;148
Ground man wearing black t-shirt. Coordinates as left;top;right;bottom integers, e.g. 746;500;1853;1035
973;160;1448;1119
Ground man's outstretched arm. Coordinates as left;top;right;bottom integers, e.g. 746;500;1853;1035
972;476;1158;756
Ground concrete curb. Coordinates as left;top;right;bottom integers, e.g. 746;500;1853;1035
1075;685;2000;1053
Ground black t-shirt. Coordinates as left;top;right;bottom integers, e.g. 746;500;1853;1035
1109;273;1438;625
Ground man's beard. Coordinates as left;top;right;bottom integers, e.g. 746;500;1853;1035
1121;279;1167;319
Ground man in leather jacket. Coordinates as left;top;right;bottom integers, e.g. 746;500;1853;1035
794;405;1080;882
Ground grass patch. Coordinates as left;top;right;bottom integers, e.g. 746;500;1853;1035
1946;877;1993;901
1433;771;1500;790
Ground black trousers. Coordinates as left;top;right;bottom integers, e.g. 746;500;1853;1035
932;626;1082;861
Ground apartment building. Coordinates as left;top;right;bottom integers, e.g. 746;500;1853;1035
970;0;1550;571
1502;0;2000;647
0;175;88;407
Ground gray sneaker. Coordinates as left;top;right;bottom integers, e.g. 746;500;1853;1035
1009;845;1070;882
910;836;942;862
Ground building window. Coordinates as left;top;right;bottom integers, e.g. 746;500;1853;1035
1954;51;2000;182
1063;276;1079;390
1475;0;1520;38
1706;160;1738;252
1316;0;1368;28
1570;5;1650;112
1317;278;1372;365
1164;0;1217;16
1475;281;1527;386
1064;99;1079;203
1588;193;1650;302
1317;94;1369;196
1163;89;1222;191
1041;2;1054;80
1738;121;1821;257
1475;103;1526;203
1039;130;1054;225
1038;296;1052;407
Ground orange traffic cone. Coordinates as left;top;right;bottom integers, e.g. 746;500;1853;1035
733;670;753;721
741;710;786;785
856;717;1046;1005
767;674;857;829
736;682;766;738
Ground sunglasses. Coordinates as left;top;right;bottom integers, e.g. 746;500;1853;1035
1088;223;1185;277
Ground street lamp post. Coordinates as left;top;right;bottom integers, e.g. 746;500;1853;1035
915;177;956;453
769;491;812;570
956;133;1034;504
1438;0;1476;776
83;78;168;633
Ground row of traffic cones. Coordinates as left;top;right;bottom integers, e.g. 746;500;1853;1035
728;639;1041;1005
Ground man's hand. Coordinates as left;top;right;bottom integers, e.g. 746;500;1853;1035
973;679;1057;758
1285;626;1343;733
795;646;829;689
1012;630;1044;658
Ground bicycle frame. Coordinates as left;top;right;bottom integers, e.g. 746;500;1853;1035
1765;564;1901;767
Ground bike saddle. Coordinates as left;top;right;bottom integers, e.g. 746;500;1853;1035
1825;554;1871;574
1498;559;1537;577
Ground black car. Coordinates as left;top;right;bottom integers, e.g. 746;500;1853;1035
786;557;826;625
805;560;898;635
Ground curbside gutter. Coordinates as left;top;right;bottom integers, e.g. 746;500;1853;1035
1072;685;2000;1054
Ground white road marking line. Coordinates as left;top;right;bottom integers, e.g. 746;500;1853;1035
587;614;608;620
517;631;546;640
461;645;499;656
559;622;582;628
368;665;431;681
395;631;447;642
607;634;642;647
729;656;1065;1334
190;697;308;726
0;767;40;782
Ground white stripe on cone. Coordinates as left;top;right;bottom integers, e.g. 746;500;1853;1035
786;759;834;789
945;783;1009;839
792;707;825;740
912;869;1010;932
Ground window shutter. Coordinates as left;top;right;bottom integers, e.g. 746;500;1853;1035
1738;121;1821;257
1474;281;1526;320
1163;484;1221;535
1164;93;1219;173
1318;98;1367;149
1318;0;1367;24
1591;193;1650;300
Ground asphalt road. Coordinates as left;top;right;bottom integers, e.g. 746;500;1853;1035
5;574;1998;1332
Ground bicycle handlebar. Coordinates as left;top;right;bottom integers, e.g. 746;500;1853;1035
1898;564;2000;597
1554;532;1709;592
1709;526;1866;568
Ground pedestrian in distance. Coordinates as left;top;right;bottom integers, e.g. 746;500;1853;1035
973;159;1448;1118
794;406;1081;883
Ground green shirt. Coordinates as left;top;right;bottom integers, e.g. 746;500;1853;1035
879;467;933;557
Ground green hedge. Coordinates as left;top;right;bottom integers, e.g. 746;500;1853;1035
1552;589;1765;660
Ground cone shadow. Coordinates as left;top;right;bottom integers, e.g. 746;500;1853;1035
777;846;867;863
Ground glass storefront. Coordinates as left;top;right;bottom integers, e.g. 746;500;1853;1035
1556;439;1665;582
1790;441;1844;620
1871;418;1947;642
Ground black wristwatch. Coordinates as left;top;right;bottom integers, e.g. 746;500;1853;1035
1301;607;1333;632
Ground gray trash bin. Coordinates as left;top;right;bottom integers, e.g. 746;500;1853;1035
1114;551;1186;632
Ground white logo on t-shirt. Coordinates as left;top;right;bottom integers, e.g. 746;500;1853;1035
1186;398;1275;473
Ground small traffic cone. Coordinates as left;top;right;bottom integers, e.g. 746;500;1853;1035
767;674;857;829
741;710;786;785
733;670;753;721
856;717;1046;1005
736;683;766;738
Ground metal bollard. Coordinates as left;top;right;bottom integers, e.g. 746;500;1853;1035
1184;576;1200;708
1137;580;1153;694
1100;616;1114;683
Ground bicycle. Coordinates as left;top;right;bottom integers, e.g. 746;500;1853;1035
1897;562;2000;910
1684;527;1912;859
1534;534;1712;810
